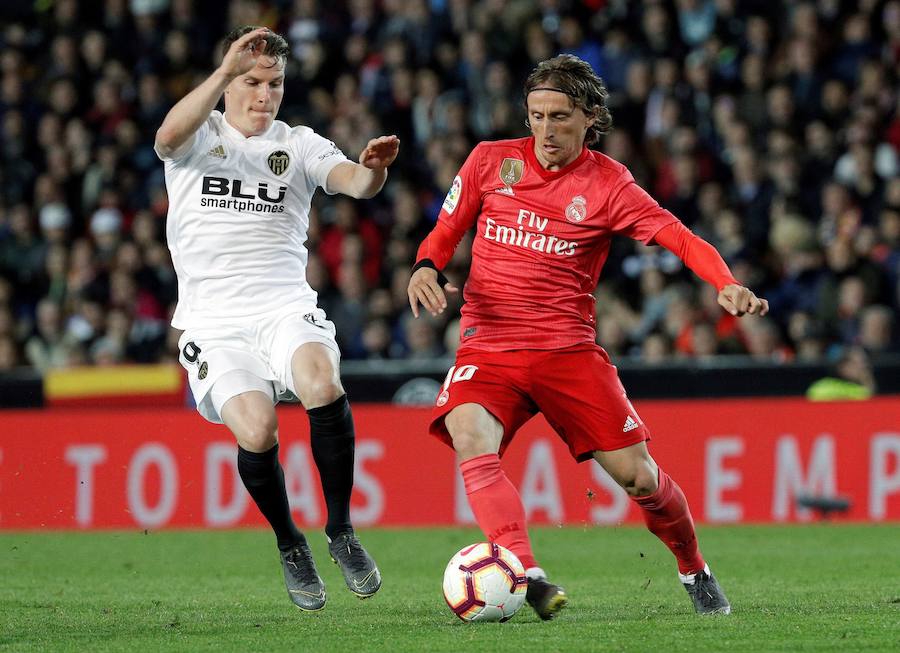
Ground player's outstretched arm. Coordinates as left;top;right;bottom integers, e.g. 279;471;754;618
407;266;459;318
326;136;400;199
653;221;769;317
155;27;271;158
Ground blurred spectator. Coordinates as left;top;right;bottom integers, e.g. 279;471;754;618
690;321;720;359
24;299;79;372
0;205;44;303
400;312;444;359
0;1;896;373
0;334;20;370
806;345;876;401
360;318;392;360
38;203;71;247
641;331;674;363
331;263;369;356
858;305;897;354
443;318;461;358
787;311;827;362
740;318;793;363
89;207;124;266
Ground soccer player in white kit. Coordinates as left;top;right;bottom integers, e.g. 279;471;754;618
154;26;398;611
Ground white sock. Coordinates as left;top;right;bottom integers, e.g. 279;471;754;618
525;566;547;581
679;563;711;585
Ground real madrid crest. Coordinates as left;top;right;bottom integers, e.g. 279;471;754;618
267;150;290;175
565;195;588;223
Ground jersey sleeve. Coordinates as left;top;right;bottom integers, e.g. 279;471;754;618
296;130;350;194
154;116;212;162
652;221;739;291
606;169;679;243
415;143;487;269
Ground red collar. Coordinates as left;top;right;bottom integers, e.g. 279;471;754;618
524;137;590;180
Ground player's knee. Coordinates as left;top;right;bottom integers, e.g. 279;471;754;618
626;464;659;497
448;428;496;458
445;405;502;458
237;412;278;452
298;377;344;409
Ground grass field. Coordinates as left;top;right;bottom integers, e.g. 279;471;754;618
2;524;898;652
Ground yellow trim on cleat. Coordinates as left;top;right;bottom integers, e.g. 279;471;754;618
542;591;568;620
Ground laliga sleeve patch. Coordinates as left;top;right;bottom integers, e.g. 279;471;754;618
442;175;462;214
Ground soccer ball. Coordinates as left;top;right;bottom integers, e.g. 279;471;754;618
442;542;528;622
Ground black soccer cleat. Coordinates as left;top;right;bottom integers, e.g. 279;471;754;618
682;568;731;615
526;577;568;620
280;544;326;611
328;531;382;599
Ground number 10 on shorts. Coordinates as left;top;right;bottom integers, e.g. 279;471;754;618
436;364;478;407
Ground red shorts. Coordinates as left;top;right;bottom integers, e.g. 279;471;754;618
429;344;651;462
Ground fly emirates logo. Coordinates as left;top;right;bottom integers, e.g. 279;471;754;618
483;209;578;256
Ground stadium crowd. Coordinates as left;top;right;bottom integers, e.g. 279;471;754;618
0;0;898;373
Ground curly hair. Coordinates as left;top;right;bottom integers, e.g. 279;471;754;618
524;54;613;145
221;25;290;66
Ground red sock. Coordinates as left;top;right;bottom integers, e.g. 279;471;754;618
460;453;537;570
633;469;705;574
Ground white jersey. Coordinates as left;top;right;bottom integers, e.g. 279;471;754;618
156;110;349;329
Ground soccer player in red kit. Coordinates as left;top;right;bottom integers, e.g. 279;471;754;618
407;55;768;620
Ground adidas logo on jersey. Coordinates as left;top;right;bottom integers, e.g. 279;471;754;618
207;144;227;159
623;415;640;432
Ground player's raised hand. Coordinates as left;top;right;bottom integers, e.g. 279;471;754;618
359;135;400;170
718;283;769;317
408;267;459;318
219;28;271;80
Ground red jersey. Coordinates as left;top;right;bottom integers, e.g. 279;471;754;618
418;137;679;351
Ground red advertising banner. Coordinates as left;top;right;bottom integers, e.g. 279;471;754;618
1;398;898;529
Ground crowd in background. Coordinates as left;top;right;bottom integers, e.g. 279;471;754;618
0;0;898;375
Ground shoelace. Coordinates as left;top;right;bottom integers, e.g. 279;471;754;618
332;535;369;568
285;547;320;585
692;573;716;604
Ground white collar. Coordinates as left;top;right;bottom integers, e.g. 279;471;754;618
221;112;275;141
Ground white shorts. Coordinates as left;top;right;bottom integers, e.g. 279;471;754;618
177;304;340;424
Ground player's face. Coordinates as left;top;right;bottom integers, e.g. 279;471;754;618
526;90;594;170
224;56;285;137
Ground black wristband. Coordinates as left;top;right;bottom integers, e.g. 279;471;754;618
412;258;449;287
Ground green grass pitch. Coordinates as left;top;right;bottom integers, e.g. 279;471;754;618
2;525;898;652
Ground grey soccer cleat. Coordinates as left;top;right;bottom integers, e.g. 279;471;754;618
280;544;326;611
682;567;731;615
526;577;569;620
328;531;382;598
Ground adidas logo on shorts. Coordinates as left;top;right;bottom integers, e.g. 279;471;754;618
623;415;639;432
